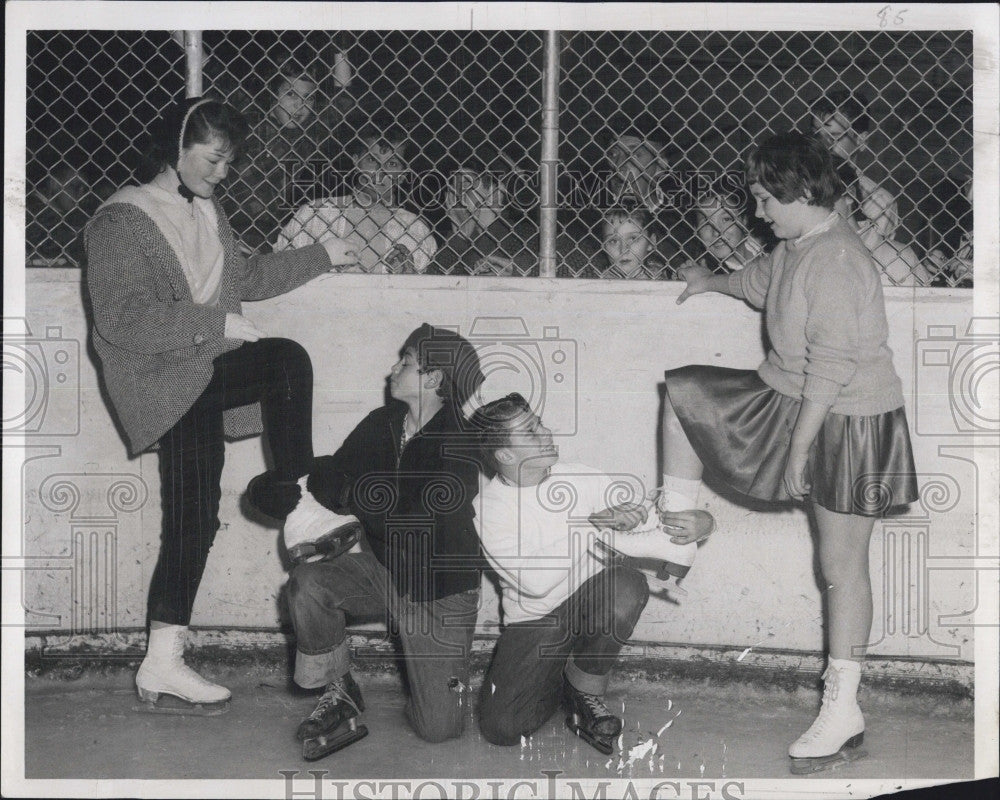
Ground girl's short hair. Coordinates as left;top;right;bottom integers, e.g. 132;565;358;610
745;131;844;210
601;206;661;241
469;393;533;476
138;96;248;182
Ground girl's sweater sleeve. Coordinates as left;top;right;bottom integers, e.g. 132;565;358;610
730;250;772;307
85;210;226;355
801;241;863;405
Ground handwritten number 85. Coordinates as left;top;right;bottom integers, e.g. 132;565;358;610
878;5;907;27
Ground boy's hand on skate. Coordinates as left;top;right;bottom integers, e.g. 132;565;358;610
676;262;713;304
590;502;648;531
657;509;715;544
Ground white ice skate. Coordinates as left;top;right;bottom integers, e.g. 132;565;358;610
789;661;867;773
593;500;703;580
134;624;231;715
284;477;363;564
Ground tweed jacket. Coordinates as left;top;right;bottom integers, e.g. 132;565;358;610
85;195;333;456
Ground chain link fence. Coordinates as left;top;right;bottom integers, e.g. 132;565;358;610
25;29;972;286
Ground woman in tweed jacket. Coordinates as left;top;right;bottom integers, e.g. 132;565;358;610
85;97;358;714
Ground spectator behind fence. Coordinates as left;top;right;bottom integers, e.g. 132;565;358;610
590;207;673;280
275;122;437;273
811;89;900;238
222;58;340;254
429;167;595;277
689;176;769;274
26;157;105;267
923;169;973;287
603;129;689;274
84;96;358;718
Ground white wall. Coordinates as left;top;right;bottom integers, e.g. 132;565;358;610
11;269;985;662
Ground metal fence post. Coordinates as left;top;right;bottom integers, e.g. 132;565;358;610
184;31;204;98
539;30;560;278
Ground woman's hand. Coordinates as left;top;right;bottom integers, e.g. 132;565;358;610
676;262;713;304
224;313;266;342
385;244;417;274
320;236;359;269
657;509;715;544
782;448;811;500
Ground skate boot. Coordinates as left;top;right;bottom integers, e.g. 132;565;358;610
593;510;708;580
284;477;363;565
789;659;867;774
298;672;369;761
134;624;231;715
564;680;622;755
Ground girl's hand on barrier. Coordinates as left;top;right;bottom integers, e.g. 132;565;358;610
224;313;266;342
676;262;713;304
385;244;417;274
783;448;811;500
321;236;360;269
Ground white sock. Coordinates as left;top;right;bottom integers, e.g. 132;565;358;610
659;475;702;511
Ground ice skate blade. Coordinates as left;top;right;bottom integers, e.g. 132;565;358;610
288;522;362;565
789;734;867;774
302;724;369;761
566;716;614;755
133;692;230;717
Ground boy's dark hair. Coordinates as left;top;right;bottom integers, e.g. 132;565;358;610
402;323;485;410
602;206;657;235
267;57;319;96
138;96;248;183
813;88;872;135
745;132;844;210
469;393;534;476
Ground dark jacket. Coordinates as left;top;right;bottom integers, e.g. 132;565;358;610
307;401;484;603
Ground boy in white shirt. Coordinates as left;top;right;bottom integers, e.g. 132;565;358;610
471;393;714;753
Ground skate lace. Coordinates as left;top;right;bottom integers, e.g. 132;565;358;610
580;692;612;720
312;679;360;720
799;666;840;741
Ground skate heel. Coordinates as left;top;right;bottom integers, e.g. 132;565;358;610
136;686;160;704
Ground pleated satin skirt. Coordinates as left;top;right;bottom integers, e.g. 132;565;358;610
664;365;918;516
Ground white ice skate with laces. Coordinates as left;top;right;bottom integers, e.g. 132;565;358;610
284;477;363;564
788;660;867;773
134;624;230;715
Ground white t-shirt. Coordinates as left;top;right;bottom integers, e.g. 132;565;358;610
474;462;624;625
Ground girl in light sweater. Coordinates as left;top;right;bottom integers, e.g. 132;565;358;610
660;131;918;774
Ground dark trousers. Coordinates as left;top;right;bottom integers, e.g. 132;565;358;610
148;337;313;625
478;565;649;746
287;552;480;743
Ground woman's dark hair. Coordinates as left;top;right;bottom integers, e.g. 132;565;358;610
137;96;249;182
468;392;534;477
745;131;844;210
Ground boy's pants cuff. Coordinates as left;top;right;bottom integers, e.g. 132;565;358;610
294;642;351;689
564;656;611;696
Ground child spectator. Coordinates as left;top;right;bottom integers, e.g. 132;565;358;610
429;167;595;277
26;156;102;267
923;169;973;287
275;122;437;273
593;207;673;280
690;176;769;274
222;58;340;254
